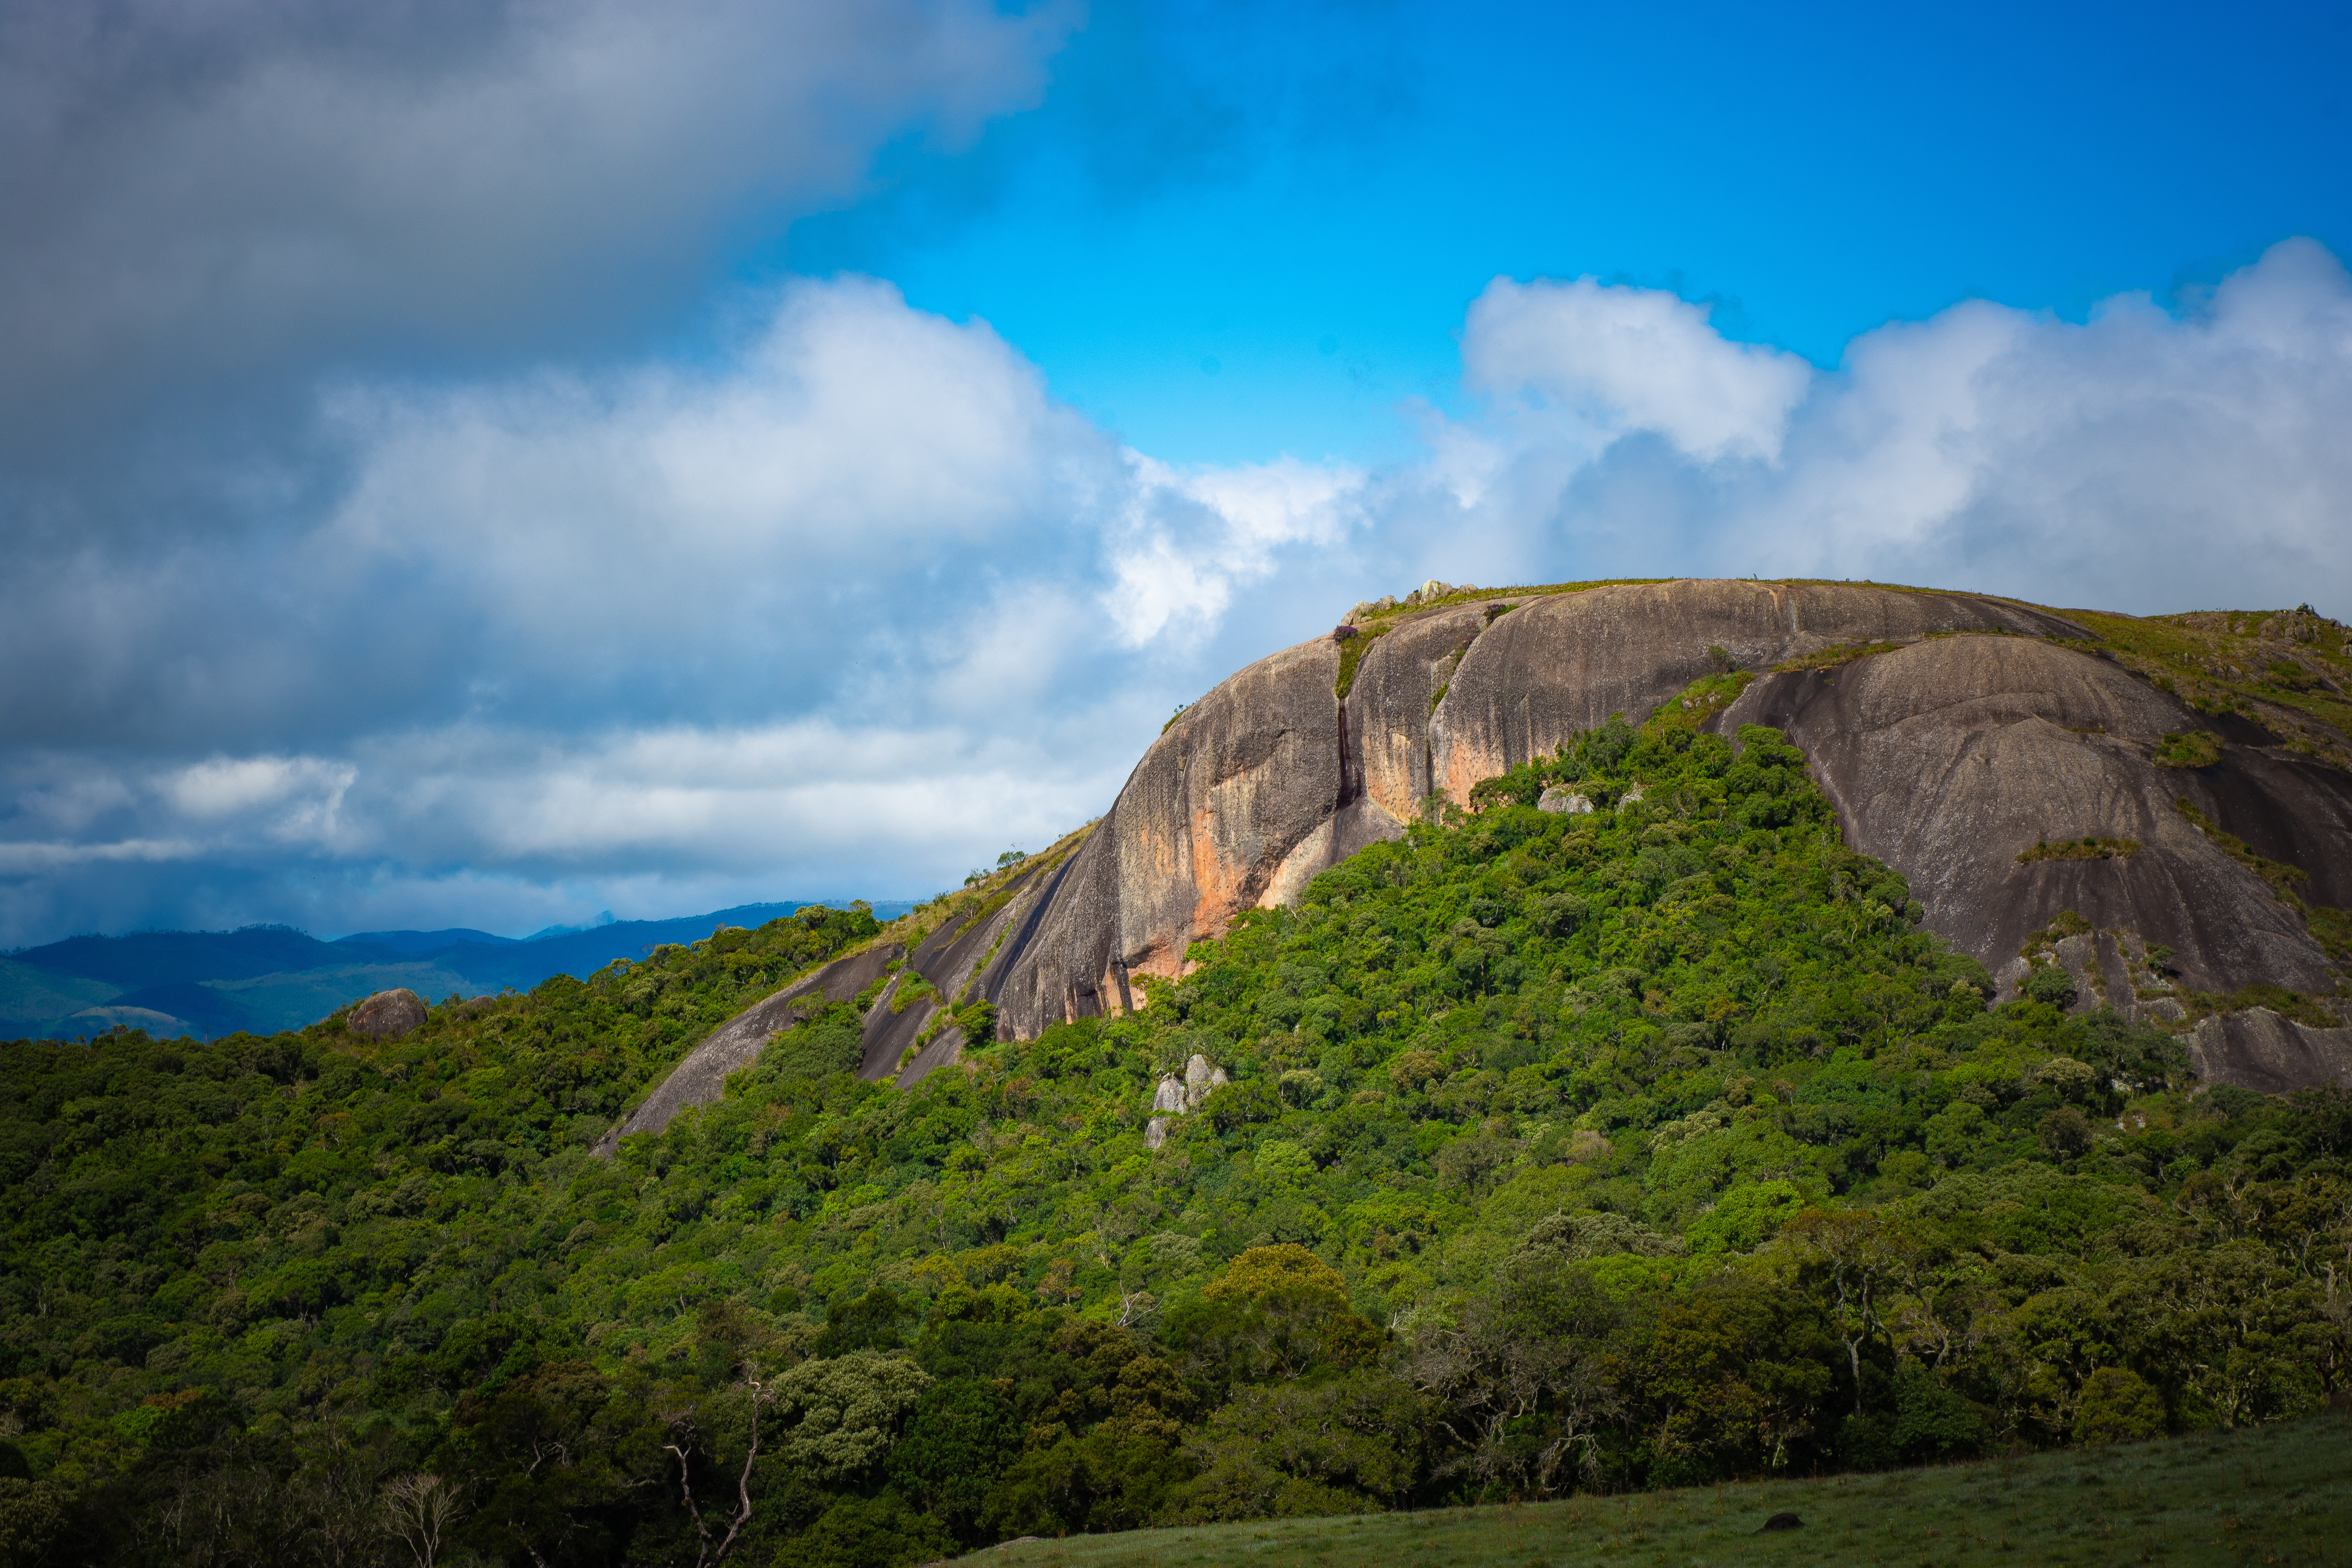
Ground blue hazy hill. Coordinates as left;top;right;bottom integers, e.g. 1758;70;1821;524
5;900;915;1039
340;902;913;992
11;926;352;987
330;927;520;956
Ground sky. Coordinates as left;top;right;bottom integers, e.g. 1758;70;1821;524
3;0;2350;948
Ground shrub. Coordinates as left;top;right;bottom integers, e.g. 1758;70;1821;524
2154;731;2222;768
2016;836;2141;863
2026;965;2077;1007
2073;1367;2165;1445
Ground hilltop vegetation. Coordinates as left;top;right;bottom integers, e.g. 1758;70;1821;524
1;686;2348;1566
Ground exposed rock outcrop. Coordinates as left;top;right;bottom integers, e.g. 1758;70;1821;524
608;578;2352;1149
1737;633;2345;1000
348;989;427;1040
1145;1053;1226;1149
593;945;901;1154
1537;786;1593;815
985;635;1348;1038
2189;1009;2352;1094
987;579;2112;1034
596;842;1076;1147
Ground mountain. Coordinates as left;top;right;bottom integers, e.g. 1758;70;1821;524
4;594;2348;1561
97;980;263;1038
330;927;521;955
7;900;915;1039
609;579;2352;1142
10;924;353;987
988;580;2348;1035
370;902;910;993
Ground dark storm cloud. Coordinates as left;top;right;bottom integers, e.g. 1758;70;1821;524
0;0;1074;461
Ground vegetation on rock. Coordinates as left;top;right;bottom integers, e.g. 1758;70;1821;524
2153;731;2224;769
2016;837;2141;863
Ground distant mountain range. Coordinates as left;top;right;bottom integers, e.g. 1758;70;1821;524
0;900;914;1041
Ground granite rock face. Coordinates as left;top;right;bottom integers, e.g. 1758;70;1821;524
981;579;2348;1045
347;989;427;1040
597;845;1078;1147
987;633;1349;1034
985;579;2103;1037
1735;634;2347;1002
607;579;2352;1151
592;943;902;1154
2189;1009;2352;1094
1426;580;2082;806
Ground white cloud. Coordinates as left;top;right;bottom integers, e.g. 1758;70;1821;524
1462;276;1815;464
317;277;1113;697
1397;240;2352;613
1103;454;1365;645
0;278;1283;943
167;755;355;828
1737;238;2352;601
0;839;202;876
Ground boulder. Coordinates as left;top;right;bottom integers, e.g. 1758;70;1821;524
348;989;427;1040
1182;1053;1229;1109
1138;1055;1226;1147
1535;786;1593;815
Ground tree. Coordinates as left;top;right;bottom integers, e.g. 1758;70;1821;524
772;1354;932;1483
665;1374;778;1568
1164;1246;1382;1391
1638;1278;1838;1481
2073;1367;2165;1444
1405;1261;1626;1497
380;1474;465;1568
1783;1208;1910;1415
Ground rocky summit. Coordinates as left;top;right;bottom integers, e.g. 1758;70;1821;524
620;578;2352;1138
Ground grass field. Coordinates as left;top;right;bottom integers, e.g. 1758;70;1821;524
965;1411;2352;1568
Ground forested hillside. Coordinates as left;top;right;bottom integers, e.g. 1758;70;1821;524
2;686;2347;1566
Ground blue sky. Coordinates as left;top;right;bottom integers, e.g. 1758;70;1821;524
785;0;2352;464
2;0;2349;947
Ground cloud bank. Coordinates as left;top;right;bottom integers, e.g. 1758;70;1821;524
0;0;1074;459
1411;239;2352;607
3;0;2346;947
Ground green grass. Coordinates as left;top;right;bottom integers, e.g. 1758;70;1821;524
964;1412;2352;1568
2065;607;2352;768
1771;638;1911;672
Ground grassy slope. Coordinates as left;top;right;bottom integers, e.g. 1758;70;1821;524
2062;606;2352;771
0;956;118;1032
973;1412;2352;1568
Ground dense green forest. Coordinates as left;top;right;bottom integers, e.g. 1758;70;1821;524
2;686;2348;1566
